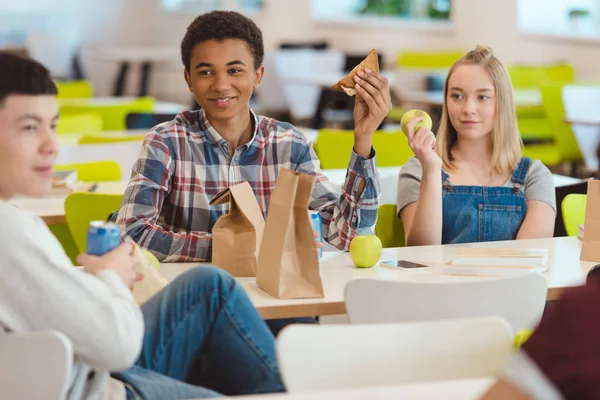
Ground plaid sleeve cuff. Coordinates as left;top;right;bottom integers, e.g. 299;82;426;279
348;148;377;178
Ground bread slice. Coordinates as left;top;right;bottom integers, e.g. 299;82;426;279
332;49;380;96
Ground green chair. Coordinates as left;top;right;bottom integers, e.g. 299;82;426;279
508;64;575;89
396;51;464;69
64;193;125;253
509;64;575;144
562;194;587;237
522;85;584;167
540;85;583;164
56;113;103;134
314;129;414;169
78;134;146;145
375;204;405;248
49;161;122;263
55;80;94;98
60;96;155;130
386;106;406;122
54;161;121;182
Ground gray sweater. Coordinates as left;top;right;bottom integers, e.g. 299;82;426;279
0;201;144;399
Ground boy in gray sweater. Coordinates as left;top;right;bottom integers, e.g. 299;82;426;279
0;53;283;399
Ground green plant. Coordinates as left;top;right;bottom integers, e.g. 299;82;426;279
568;8;591;18
428;0;451;20
360;0;411;17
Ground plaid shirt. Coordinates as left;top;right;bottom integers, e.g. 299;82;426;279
117;109;380;262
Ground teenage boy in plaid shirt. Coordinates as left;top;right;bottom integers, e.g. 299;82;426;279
117;11;392;263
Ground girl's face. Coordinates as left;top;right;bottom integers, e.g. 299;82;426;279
446;64;496;142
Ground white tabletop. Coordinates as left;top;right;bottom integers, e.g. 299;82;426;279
161;237;593;319
10;181;128;225
400;89;542;108
229;378;494;400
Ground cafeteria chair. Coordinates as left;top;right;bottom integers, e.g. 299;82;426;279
314;129;413;169
78;134;146;145
49;161;121;263
56;113;103;134
55;80;94;98
345;274;547;332
0;331;72;400
277;316;512;392
64;193;124;253
374;204;405;248
562;193;587;237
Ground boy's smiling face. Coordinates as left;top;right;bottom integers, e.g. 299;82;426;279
184;39;264;123
0;95;59;199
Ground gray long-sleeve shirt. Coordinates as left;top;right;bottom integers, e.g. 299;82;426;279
0;201;144;399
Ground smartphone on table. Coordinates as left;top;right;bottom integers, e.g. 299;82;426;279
380;260;431;271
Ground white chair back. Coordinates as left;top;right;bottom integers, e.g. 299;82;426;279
277;316;512;392
345;273;547;331
0;330;73;400
563;84;600;171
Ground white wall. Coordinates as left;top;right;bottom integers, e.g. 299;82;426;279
14;0;599;99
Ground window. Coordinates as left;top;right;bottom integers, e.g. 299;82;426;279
518;0;600;38
311;0;452;24
162;0;263;14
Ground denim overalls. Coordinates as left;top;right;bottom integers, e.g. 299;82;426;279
441;157;531;244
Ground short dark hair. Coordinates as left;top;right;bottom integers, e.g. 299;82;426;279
181;11;264;72
0;52;57;106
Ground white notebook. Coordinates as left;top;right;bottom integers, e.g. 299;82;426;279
442;247;549;276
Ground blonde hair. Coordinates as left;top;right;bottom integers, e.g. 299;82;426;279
434;45;522;175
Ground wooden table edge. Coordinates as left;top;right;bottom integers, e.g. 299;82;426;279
41;215;67;225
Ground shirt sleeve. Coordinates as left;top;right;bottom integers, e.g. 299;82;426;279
117;132;212;262
295;141;380;251
397;157;423;215
524;159;557;213
0;208;144;372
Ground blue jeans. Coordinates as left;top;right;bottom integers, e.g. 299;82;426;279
112;266;285;399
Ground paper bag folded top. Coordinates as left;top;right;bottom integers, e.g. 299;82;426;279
581;180;600;263
257;168;324;299
210;182;265;277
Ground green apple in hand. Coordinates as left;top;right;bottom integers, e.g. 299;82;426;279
400;109;433;135
350;235;383;268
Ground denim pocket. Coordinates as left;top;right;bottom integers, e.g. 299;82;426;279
478;204;523;242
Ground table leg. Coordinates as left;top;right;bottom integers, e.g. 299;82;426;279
113;61;130;96
139;62;152;97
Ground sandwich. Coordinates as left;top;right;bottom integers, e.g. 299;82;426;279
332;49;379;96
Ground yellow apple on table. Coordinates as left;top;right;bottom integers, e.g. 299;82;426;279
349;235;383;268
400;109;433;135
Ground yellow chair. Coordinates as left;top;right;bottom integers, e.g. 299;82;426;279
508;65;575;145
508;64;575;89
55;80;94;98
54;161;121;182
78;134;146;145
49;161;122;263
56;113;103;134
513;329;534;349
60;96;155;130
374;204;405;248
314;130;414;169
64;193;124;253
562;193;587;237
396;51;464;69
523;85;584;167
